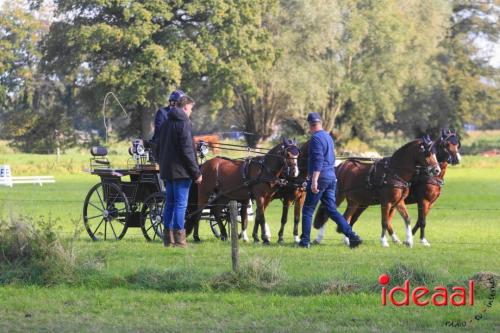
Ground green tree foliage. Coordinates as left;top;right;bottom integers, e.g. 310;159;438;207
2;0;499;152
0;1;74;153
276;0;451;141
394;1;499;138
0;2;45;120
42;0;277;140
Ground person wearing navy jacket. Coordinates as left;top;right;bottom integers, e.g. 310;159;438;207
299;112;362;248
151;90;186;144
156;94;202;248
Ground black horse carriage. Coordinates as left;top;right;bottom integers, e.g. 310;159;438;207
82;139;246;241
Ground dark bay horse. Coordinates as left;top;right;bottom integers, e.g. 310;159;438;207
398;130;461;246
185;138;300;244
235;138;310;244
313;136;441;247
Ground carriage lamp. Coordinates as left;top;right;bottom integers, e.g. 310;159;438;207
197;141;209;160
129;139;150;166
129;139;146;156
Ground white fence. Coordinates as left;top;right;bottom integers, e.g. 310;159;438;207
0;165;55;187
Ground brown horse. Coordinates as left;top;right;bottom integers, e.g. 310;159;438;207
272;139;309;244
185;138;300;244
399;130;461;246
237;140;307;244
313;136;440;247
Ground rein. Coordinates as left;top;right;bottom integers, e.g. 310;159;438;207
186;144;298;219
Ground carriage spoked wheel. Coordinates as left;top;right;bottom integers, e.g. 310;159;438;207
209;217;227;238
209;206;241;238
83;183;129;241
141;192;164;241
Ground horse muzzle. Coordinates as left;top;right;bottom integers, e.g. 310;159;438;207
449;153;461;165
427;164;441;176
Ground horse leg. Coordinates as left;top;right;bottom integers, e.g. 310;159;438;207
277;199;290;244
342;206;367;246
260;196;272;245
313;203;329;230
186;189;206;241
380;204;392;247
193;219;201;242
293;192;305;243
417;199;432;246
336;201;359;243
395;201;413;248
239;200;250;242
252;198;264;243
385;205;401;245
213;203;228;241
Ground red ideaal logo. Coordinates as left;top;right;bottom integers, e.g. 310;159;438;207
379;274;474;306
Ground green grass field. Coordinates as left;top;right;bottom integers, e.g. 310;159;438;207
0;153;499;332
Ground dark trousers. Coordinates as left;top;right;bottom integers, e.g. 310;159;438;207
300;178;354;245
163;178;192;230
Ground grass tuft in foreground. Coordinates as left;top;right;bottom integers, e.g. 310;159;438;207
209;256;286;291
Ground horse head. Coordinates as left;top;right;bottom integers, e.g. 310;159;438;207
280;137;300;178
417;135;441;176
437;129;461;165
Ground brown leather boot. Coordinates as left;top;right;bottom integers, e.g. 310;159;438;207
163;229;174;247
173;229;187;248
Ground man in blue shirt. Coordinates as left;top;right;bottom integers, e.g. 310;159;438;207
299;112;362;248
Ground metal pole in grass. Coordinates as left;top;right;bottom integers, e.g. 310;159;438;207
229;200;239;272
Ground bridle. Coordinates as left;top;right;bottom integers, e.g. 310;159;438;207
437;132;461;165
263;141;300;178
416;136;441;176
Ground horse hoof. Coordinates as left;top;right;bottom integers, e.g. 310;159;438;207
277;238;285;245
193;236;202;243
253;239;260;244
220;236;228;241
420;239;431;247
312;239;320;245
391;237;402;245
262;240;271;246
403;241;413;248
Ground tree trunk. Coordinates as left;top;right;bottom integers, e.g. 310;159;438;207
140;105;154;140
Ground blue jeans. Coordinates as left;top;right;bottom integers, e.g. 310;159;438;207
300;178;355;245
163;178;192;230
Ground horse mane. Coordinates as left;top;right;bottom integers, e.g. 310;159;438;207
267;143;282;156
391;139;419;161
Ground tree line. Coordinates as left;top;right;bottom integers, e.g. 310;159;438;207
0;0;498;152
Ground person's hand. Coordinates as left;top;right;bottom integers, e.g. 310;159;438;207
195;175;202;184
311;180;319;194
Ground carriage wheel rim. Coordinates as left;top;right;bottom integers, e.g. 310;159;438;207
83;182;129;241
140;192;165;241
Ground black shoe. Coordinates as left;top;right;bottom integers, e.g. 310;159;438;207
297;241;310;249
348;234;363;248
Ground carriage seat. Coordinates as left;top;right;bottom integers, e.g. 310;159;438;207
90;146;110;167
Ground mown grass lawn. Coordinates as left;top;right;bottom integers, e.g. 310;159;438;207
0;155;499;332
